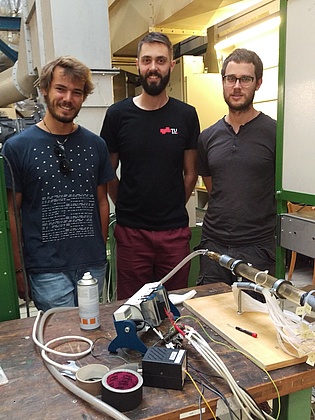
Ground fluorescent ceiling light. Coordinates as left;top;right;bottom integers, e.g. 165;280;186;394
214;15;281;51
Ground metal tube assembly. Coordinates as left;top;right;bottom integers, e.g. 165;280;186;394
207;251;315;311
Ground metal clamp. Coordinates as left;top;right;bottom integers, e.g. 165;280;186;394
229;259;245;276
270;278;291;299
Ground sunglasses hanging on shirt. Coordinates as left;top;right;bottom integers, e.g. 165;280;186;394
43;118;74;175
54;142;73;174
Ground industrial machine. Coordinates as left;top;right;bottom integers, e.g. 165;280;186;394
108;282;180;354
108;249;315;363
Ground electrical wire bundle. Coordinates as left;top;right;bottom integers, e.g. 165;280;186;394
183;325;276;420
261;288;315;359
186;361;242;420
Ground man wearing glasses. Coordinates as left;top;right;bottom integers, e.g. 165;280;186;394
2;56;114;311
197;48;276;294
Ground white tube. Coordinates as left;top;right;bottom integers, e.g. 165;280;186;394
34;307;131;420
159;249;208;285
32;311;93;358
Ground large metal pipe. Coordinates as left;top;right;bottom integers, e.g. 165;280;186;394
0;61;37;106
0;6;37;107
207;251;315;310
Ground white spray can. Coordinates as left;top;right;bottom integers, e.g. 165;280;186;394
77;272;100;330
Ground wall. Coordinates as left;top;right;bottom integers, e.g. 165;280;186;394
215;23;280;120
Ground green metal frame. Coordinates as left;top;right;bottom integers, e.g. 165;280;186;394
105;214;117;302
0;156;20;321
275;0;288;279
275;0;315;278
274;3;314;416
274;387;312;420
188;225;202;287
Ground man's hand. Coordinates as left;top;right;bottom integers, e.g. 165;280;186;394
16;271;30;301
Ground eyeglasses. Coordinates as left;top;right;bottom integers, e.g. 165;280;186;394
54;144;73;174
223;75;255;87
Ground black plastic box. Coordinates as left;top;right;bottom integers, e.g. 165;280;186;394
142;347;187;390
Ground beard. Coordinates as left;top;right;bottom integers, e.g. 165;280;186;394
44;95;80;123
223;89;256;112
139;69;171;96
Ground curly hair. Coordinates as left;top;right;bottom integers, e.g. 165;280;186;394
39;56;94;101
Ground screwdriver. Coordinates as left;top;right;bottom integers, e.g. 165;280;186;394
235;326;258;338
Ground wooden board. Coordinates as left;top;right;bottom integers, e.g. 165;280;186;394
184;292;307;371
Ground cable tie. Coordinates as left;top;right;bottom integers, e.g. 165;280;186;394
166;343;175;349
152;328;164;340
254;270;269;285
185;326;195;343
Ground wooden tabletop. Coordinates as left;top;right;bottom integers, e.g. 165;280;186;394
0;283;314;420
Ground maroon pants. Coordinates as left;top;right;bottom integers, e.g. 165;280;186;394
114;225;192;300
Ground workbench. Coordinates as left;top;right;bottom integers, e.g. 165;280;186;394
0;283;314;419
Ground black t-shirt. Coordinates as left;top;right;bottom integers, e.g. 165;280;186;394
101;97;200;230
198;113;276;245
